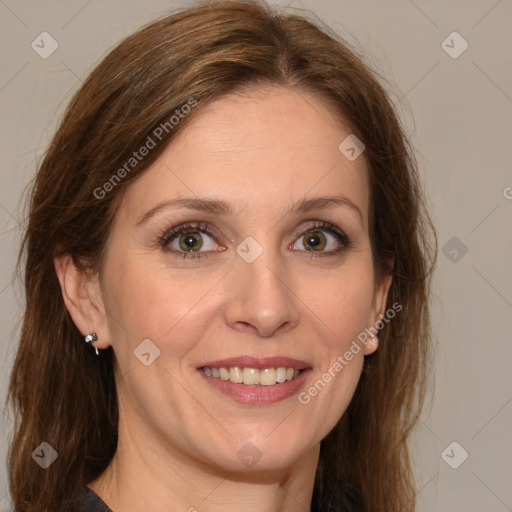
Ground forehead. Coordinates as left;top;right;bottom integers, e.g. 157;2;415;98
119;85;369;226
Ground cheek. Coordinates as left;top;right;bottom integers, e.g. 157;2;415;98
295;267;373;425
300;262;375;350
101;256;217;356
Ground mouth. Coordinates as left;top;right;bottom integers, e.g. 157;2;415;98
200;366;303;386
197;356;312;405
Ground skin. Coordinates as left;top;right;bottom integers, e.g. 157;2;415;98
55;85;392;512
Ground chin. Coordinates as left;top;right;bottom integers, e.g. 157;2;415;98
195;434;315;474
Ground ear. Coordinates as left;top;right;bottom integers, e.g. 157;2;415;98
363;258;394;356
54;254;111;351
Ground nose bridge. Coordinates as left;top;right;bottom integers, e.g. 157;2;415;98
226;236;299;336
245;249;286;299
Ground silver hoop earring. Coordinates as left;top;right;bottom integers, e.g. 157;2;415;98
84;332;99;356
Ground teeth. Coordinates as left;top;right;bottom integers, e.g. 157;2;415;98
242;367;259;385
259;368;276;385
219;367;230;380
276;367;287;382
229;367;243;383
202;366;302;385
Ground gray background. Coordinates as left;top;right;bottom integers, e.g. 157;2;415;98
1;1;511;510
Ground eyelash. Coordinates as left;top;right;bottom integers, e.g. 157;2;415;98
157;221;351;260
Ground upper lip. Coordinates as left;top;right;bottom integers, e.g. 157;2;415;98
198;356;311;370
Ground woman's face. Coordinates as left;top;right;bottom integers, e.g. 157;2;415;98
92;86;391;472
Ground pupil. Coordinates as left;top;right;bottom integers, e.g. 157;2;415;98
308;235;320;246
180;233;202;251
305;231;326;251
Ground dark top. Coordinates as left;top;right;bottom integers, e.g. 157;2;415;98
76;483;363;512
78;487;112;511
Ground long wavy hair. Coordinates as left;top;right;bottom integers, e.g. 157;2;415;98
5;1;437;510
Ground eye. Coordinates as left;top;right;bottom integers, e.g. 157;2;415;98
290;221;350;256
158;220;350;260
159;222;223;259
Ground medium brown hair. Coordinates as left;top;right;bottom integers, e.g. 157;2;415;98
6;1;437;510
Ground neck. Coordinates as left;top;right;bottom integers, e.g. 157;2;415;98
89;414;320;512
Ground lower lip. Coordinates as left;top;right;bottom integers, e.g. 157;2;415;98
198;368;312;405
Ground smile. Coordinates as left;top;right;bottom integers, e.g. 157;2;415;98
201;366;302;386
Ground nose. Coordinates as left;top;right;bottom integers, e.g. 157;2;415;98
224;247;300;338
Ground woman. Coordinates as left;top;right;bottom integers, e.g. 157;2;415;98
6;1;437;510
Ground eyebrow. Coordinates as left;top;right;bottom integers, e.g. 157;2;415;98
136;194;363;225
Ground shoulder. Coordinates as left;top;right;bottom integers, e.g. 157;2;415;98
78;487;112;512
59;487;112;512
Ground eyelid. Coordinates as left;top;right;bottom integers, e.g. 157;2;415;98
161;221;222;244
294;220;351;248
158;219;351;258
